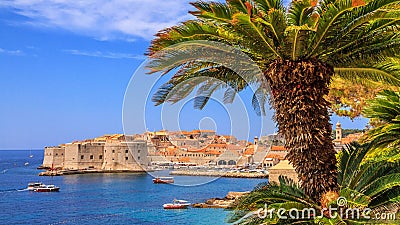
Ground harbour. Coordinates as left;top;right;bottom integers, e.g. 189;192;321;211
170;169;268;178
0;150;266;225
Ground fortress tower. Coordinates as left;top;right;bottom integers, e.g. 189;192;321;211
254;136;259;146
336;121;342;141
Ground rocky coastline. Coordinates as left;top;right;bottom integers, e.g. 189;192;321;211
192;191;249;209
38;169;147;176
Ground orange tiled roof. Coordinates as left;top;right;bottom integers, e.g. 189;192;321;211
244;147;254;155
224;135;234;138
188;148;206;153
341;133;363;144
199;130;215;133
178;157;191;162
188;145;224;154
271;146;286;151
266;154;283;159
165;148;176;155
180;130;204;135
209;150;223;155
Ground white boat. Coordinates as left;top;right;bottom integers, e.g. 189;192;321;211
27;182;60;192
27;182;43;190
163;199;190;209
35;184;60;192
24;162;29;166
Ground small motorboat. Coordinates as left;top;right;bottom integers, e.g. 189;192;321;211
153;177;174;184
24;162;29;166
27;182;43;191
163;199;190;209
34;184;60;192
27;182;60;192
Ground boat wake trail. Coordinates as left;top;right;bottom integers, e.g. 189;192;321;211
0;188;28;193
0;188;18;193
17;188;29;192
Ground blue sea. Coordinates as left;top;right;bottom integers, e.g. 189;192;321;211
0;150;266;225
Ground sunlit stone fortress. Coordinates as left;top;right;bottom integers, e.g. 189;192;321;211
42;134;148;171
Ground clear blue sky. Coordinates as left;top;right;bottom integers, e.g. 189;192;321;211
0;1;368;150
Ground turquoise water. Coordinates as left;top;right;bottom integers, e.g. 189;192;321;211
0;150;266;225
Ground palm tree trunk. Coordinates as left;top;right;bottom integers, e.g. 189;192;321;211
266;59;338;201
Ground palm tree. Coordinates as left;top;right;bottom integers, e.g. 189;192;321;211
228;143;400;224
147;0;400;201
362;90;400;149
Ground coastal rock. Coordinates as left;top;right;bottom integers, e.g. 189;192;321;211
193;191;249;209
226;191;249;200
38;171;63;176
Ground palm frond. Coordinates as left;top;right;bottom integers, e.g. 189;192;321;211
362;90;400;148
334;58;400;86
190;1;233;23
340;187;371;208
360;173;400;197
226;0;248;14
232;13;281;58
251;85;270;116
323;18;400;63
287;0;317;60
253;0;285;13
337;142;370;187
309;0;400;58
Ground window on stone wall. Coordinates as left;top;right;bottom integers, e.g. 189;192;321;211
125;157;128;160
81;155;84;159
138;156;141;160
125;150;128;153
90;155;93;160
112;150;115;153
99;155;103;160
